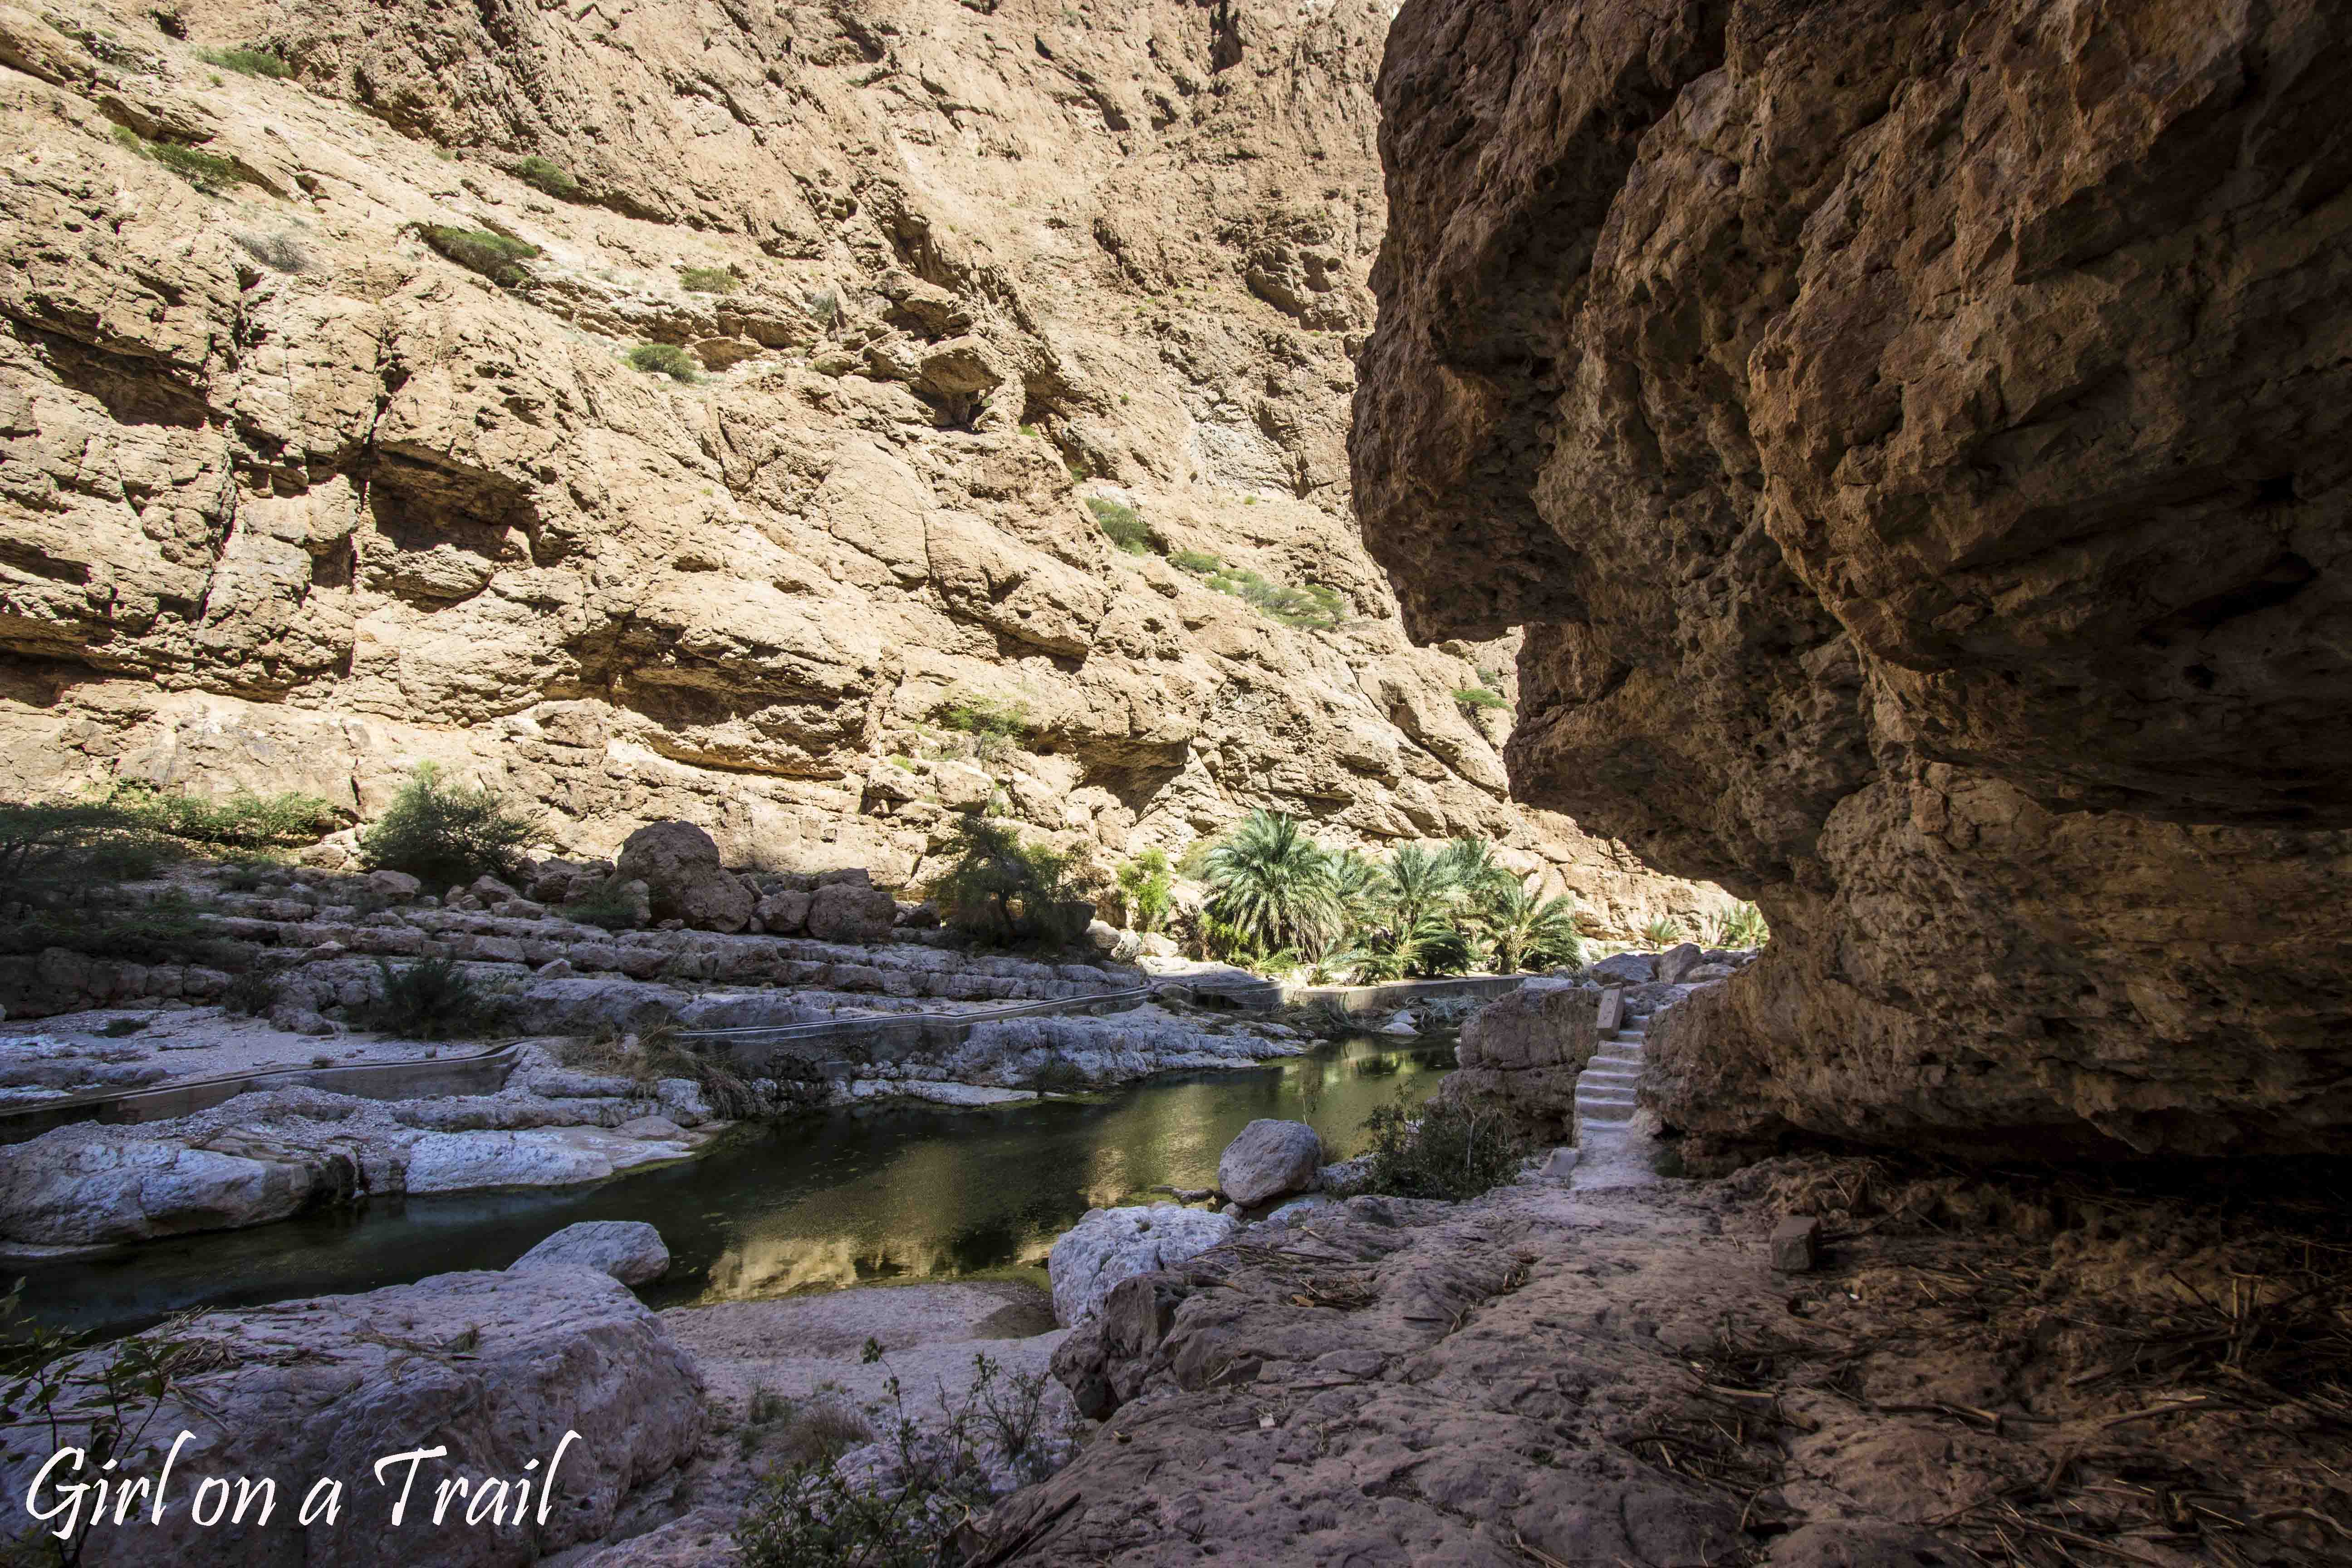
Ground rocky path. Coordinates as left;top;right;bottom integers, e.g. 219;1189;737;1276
1573;1007;1663;1189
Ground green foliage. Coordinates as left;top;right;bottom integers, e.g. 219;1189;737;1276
1168;548;1220;573
1113;848;1173;934
1204;810;1343;959
198;46;290;78
1195;562;1344;629
361;956;485;1040
231;228;309;274
510;154;582;200
108;782;339;849
560;879;642;931
416;224;540;287
1641;915;1687;948
1340;1087;1531;1201
113;125;248;192
0;801;167;902
939;695;1031;764
680;265;744;294
1484;881;1586;973
1454;684;1510;714
358;764;537;891
0;1283;227;1568
1718;900;1770;948
806;289;841;328
221;967;280;1017
1086;496;1160;555
927;816;1088;950
628;341;701;382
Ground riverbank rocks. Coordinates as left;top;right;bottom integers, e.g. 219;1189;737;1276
1453;980;1602;1137
0;1266;706;1567
1048;1205;1240;1327
617;823;755;934
512;1220;672;1285
806;873;898;945
1217;1119;1323;1207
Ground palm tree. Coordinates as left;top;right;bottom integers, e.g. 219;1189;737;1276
1204;810;1343;958
1379;841;1457;936
1485;880;1587;972
1435;835;1514;902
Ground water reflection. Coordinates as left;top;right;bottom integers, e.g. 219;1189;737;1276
28;1034;1454;1338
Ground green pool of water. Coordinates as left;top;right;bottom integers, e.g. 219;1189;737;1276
28;1032;1453;1338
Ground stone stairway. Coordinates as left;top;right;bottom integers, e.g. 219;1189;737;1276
1571;1011;1653;1184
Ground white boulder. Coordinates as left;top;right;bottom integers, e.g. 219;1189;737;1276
1048;1204;1238;1326
511;1219;671;1285
1217;1118;1324;1207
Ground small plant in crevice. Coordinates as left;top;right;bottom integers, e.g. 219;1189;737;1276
627;341;701;382
938;695;1032;764
359;956;485;1040
1168;547;1220;573
1113;848;1173;934
510;154;582;201
1086;495;1160;555
805;288;840;329
231;227;309;273
197;45;290;78
1453;684;1510;716
1640;915;1687;949
680;264;743;294
111;125;248;193
415;224;541;287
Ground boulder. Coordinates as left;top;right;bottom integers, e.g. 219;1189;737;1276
755;888;811;934
1452;980;1602;1137
806;878;898;945
1655;943;1705;985
470;873;522;903
0;1127;362;1246
525;859;584;902
0;1267;706;1566
894;899;941;928
1048;1204;1239;1326
510;1219;671;1285
615;822;752;933
1084;919;1122;955
1588;952;1656;985
1216;1118;1323;1207
363;868;421;901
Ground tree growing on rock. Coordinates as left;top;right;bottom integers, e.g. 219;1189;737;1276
358;764;538;893
929;815;1089;949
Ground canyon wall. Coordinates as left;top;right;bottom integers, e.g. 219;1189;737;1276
0;0;1720;932
1355;0;2352;1159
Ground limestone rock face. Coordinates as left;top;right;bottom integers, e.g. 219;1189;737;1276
0;1267;706;1567
1216;1118;1324;1207
1048;1205;1239;1328
1452;980;1600;1137
1356;0;2352;1160
615;823;753;934
0;0;1721;939
511;1220;672;1286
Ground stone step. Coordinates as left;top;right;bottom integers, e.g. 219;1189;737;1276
1578;1068;1640;1087
1612;1029;1648;1041
1577;1100;1636;1124
1589;1049;1643;1066
1576;1089;1637;1110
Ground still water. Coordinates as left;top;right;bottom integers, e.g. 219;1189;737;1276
29;1033;1454;1338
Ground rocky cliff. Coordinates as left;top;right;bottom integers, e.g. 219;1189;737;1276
1355;0;2352;1160
0;0;1717;932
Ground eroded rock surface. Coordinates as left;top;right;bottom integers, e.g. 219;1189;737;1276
1354;0;2352;1161
0;0;1722;938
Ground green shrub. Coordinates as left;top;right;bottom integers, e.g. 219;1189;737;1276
805;289;840;328
560;878;642;931
510;155;581;200
416;224;540;287
1114;848;1173;934
1340;1087;1531;1201
1641;915;1686;948
1168;548;1219;573
1719;901;1769;948
222;967;280;1016
198;46;290;78
358;764;537;891
1086;496;1160;555
627;342;701;382
113;125;248;192
0;800;168;901
361;956;485;1040
109;782;340;849
1454;685;1510;714
939;695;1031;764
231;228;309;273
680;265;742;294
1196;563;1344;629
927;816;1085;949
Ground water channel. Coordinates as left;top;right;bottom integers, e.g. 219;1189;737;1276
29;1031;1456;1338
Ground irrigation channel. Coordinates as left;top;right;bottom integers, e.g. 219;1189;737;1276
28;1030;1457;1338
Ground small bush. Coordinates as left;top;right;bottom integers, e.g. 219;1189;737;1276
416;224;540;287
198;46;290;78
231;228;309;273
1641;915;1686;948
1086;496;1159;555
216;855;283;892
510;155;582;201
1114;848;1173;934
560;878;642;931
358;763;537;891
805;289;840;328
222;968;280;1017
110;782;339;849
1453;685;1510;714
1341;1087;1530;1201
1168;548;1219;573
927;816;1085;950
628;342;701;382
361;956;485;1040
680;265;742;294
113;125;248;193
940;695;1031;765
1196;563;1343;629
1719;901;1769;948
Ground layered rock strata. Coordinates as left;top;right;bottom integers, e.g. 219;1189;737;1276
1355;0;2352;1160
0;0;1721;936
